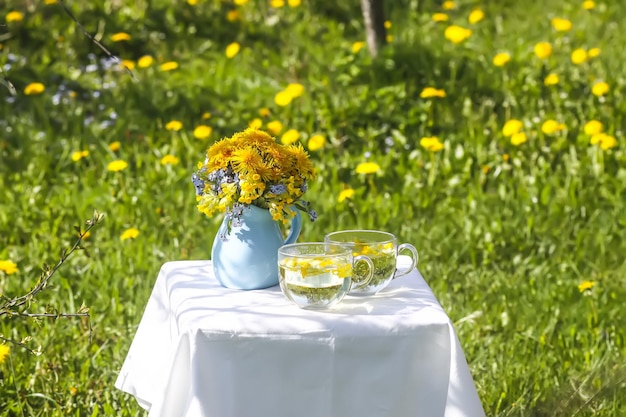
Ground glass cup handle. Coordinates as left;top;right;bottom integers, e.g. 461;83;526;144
352;255;375;290
395;243;419;278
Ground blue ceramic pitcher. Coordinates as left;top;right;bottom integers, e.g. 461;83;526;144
211;205;302;290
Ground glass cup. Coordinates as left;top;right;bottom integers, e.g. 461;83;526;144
324;230;419;295
278;243;374;310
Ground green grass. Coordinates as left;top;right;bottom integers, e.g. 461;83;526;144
1;0;625;415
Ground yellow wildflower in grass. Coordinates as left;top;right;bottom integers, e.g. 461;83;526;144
193;125;213;140
111;32;131;42
165;120;183;131
338;188;355;203
71;150;89;162
420;136;444;152
386;35;394;43
107;160;128;172
0;344;9;364
444;25;472;44
226;10;241;21
352;41;366;53
468;9;485;24
0;260;18;275
493;52;511;67
286;83;304;98
225;42;241;58
187;0;198;5
584;120;603;135
270;0;285;7
6;11;24;22
109;141;121;152
137;55;154;68
534;42;552;59
502;119;523;137
432;13;449;22
577;280;596;292
582;1;596;10
249;118;263;129
510;132;528;146
160;61;179;71
234;0;248;4
384;20;392;29
160;154;180;165
121;60;135;70
420;87;446;98
24;83;45;95
266;120;283;135
288;0;301;6
281;129;300;145
588;47;601;58
571;48;588;64
45;0;57;4
202;112;211;119
274;90;293;107
592;82;609;97
259;107;271;117
551;17;572;32
355;162;381;174
307;135;326;151
442;1;455;10
544;73;560;86
590;133;617;150
120;228;140;240
78;230;91;239
541;120;566;135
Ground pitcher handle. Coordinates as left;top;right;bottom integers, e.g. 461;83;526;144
284;209;302;244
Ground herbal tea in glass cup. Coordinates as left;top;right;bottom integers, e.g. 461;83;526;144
278;243;374;310
324;230;419;295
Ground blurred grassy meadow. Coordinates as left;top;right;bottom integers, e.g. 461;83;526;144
1;0;626;415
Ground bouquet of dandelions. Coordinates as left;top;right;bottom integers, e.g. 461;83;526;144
192;128;317;235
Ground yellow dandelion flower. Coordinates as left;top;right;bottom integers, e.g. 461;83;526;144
308;134;326;151
352;41;366;53
502;119;523;137
510;132;528;146
541;120;566;135
6;11;24;23
165;120;183;131
187;0;198;5
234;0;248;4
493;52;511;67
599;135;617;150
551;17;572;32
584;120;603;135
24;83;45;95
571;48;588;64
0;344;10;364
338;188;355;203
120;228;140;240
259;107;271;117
249;118;263;129
577;280;595;292
107;160;128;172
582;1;595;10
468;9;484;24
160;61;179;71
286;83;304;98
109;141;121;152
432;13;449;22
193;125;213;140
534;42;552;59
160;154;180;165
274;90;293;106
137;55;154;68
202;112;212;119
111;32;131;42
355;162;381;174
270;0;285;7
384;20;392;29
71;150;89;162
121;60;135;70
266;120;283;135
226;9;241;21
225;42;241;58
588;48;601;58
45;0;57;4
288;0;301;6
0;260;18;275
592;82;609;97
544;73;559;86
420;87;446;98
442;1;455;10
281;129;300;145
420;136;444;152
444;25;472;44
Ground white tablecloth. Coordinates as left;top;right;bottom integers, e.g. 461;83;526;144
115;258;485;417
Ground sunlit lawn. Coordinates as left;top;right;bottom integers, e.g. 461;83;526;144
1;0;625;415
